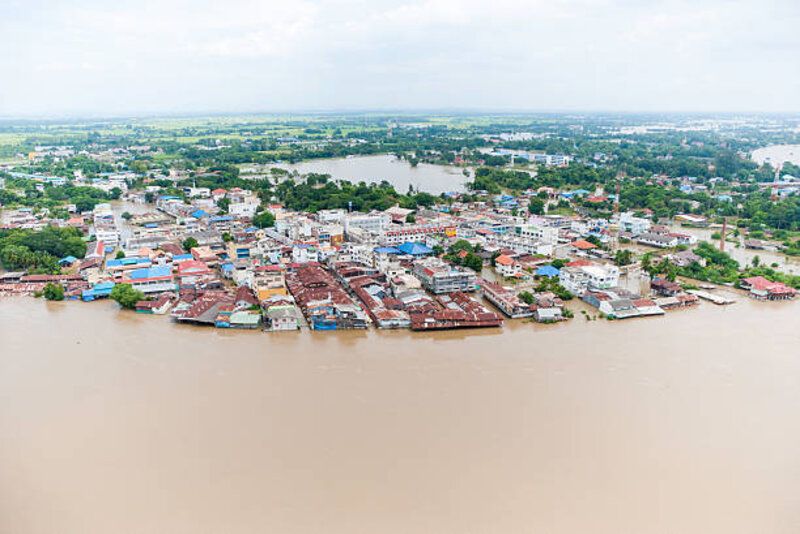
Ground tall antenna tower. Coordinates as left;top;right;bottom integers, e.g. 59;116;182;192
612;177;622;251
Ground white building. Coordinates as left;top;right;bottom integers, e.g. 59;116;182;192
343;212;391;237
618;212;652;236
337;243;374;266
291;244;319;264
317;209;347;224
637;233;678;249
94;229;120;249
485;233;553;257
515;223;559;245
229;199;260;218
559;263;620;295
226;189;261;218
383;224;448;246
494;254;522;278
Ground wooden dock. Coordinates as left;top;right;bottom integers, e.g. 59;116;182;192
687;290;735;305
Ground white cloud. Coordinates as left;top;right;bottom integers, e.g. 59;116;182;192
0;0;799;115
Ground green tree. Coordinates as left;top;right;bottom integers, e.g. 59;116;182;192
614;249;633;266
463;252;483;272
641;252;654;276
448;239;474;254
110;283;144;309
528;198;545;215
252;211;275;228
518;291;534;305
182;237;199;251
43;283;65;301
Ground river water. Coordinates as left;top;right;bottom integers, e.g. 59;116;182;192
666;225;800;275
2;296;800;534
271;154;469;194
751;145;800;170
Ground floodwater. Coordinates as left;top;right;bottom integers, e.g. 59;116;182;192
2;296;800;534
751;144;800;169
671;226;800;275
272;154;469;194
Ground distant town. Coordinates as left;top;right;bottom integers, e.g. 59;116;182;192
0;113;798;332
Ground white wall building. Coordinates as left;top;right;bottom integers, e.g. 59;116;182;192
515;223;559;245
559;263;620;295
619;212;652;236
344;212;391;237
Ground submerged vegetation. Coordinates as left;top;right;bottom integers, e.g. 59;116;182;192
0;226;86;273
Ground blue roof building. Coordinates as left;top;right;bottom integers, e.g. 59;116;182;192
106;257;151;269
128;265;172;280
82;281;116;301
373;247;401;255
560;189;590;199
397;242;434;256
536;265;560;278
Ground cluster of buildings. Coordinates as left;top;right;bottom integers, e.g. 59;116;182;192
618;212;698;248
739;276;797;301
2;163;797;330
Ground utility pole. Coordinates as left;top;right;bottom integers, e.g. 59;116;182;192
720;217;727;252
612;178;622;251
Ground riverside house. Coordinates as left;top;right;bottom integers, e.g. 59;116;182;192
740;277;797;301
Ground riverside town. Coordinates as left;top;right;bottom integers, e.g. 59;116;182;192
1;114;799;332
6;2;800;532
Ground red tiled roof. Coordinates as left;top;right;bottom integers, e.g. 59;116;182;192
566;259;592;267
570;239;597;250
495;254;514;266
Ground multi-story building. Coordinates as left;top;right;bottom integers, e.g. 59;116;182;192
412;257;478;294
123;265;176;294
313;223;344;246
484;233;553;257
252;266;288;301
494;254;522;278
382;224;453;246
637;232;678;249
515;223;559;245
317;209;346;224
291;244;319;264
558;262;620;296
336;243;374;266
343;212;391;238
619;212;652;236
227;189;261;218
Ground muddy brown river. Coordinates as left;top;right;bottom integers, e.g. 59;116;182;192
1;296;799;533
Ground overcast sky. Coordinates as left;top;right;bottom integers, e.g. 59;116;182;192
1;0;799;117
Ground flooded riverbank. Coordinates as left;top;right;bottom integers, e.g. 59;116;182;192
751;144;800;169
670;225;800;275
271;154;470;194
2;296;799;533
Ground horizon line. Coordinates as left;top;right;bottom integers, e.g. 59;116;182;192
2;107;800;123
